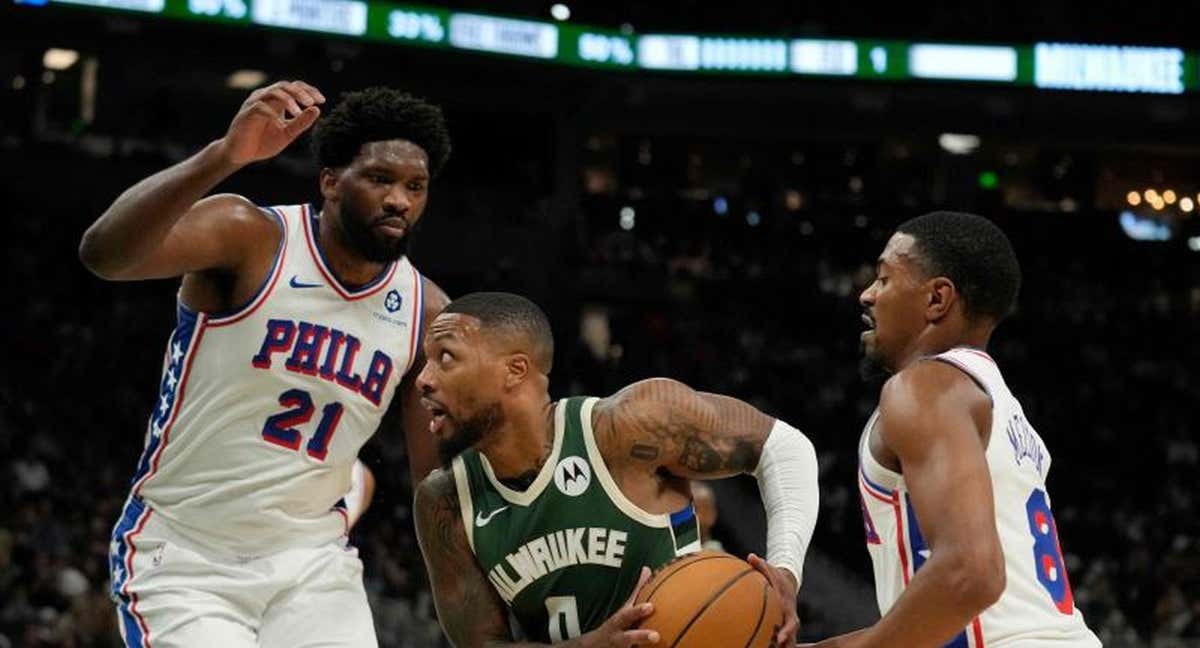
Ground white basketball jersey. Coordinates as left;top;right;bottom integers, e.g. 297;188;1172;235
123;203;424;559
857;348;1100;647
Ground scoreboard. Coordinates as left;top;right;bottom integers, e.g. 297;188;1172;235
18;0;1200;94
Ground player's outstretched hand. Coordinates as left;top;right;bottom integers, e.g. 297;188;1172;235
218;80;326;166
577;566;659;647
748;553;800;646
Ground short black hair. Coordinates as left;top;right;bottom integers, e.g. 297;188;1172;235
443;292;554;372
897;211;1021;322
311;87;451;177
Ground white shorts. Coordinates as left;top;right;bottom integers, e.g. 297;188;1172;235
109;496;377;648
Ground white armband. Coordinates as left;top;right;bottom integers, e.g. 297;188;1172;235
754;419;819;586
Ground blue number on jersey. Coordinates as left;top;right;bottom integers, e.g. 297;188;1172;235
262;389;344;461
1025;488;1075;614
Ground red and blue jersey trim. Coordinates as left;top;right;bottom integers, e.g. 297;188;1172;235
332;497;350;534
859;464;987;647
302;204;398;301
952;346;996;366
109;495;153;648
207;206;288;327
404;265;425;375
901;492;986;648
859;466;894;503
129;305;207;495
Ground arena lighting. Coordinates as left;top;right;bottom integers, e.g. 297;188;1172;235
1189;236;1200;251
549;4;569;21
1127;191;1142;206
618;206;635;230
713;196;729;215
1180;197;1195;213
938;133;981;155
43;48;79;70
1163;189;1177;204
1144;189;1159;203
227;69;268;89
746;210;761;227
1119;211;1172;241
784;189;802;211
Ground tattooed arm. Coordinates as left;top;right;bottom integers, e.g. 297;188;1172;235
591;378;775;478
414;469;512;648
414;470;660;648
592;378;819;646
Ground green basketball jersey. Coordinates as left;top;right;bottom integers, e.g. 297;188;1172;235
451;396;701;643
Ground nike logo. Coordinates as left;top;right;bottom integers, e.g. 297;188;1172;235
289;275;322;289
475;506;509;527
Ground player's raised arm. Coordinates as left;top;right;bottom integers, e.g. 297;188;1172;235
78;80;324;280
591;377;820;646
815;362;1005;648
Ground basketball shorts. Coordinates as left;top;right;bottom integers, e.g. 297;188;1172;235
109;496;377;647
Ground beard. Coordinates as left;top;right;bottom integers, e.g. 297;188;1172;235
338;200;410;263
859;336;891;382
437;402;504;468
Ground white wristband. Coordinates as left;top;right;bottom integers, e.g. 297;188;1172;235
754;419;819;585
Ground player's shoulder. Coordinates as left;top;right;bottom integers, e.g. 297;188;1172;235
880;359;989;418
420;274;450;318
414;467;460;517
194;193;278;225
189;193;283;245
596;377;691;414
591;378;696;458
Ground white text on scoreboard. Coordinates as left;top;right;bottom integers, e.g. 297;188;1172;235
1034;43;1184;94
449;13;558;59
251;0;367;35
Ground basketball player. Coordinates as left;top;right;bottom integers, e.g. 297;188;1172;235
806;212;1100;647
78;81;451;646
412;292;820;646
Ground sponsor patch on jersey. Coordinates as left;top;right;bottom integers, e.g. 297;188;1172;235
384;289;403;313
554;456;590;496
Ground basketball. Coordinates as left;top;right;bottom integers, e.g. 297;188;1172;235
634;551;784;648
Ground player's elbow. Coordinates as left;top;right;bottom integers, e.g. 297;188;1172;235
78;227;109;277
78;225;127;280
944;545;1006;611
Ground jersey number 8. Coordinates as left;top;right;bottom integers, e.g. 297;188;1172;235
1025;488;1075;615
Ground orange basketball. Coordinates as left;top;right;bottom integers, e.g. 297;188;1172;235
634;551;784;648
